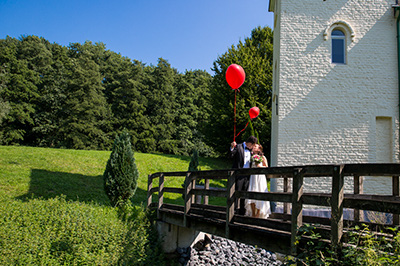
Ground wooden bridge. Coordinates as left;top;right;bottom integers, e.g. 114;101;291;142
147;164;400;255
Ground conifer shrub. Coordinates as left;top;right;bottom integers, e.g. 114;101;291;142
188;149;200;172
104;131;139;206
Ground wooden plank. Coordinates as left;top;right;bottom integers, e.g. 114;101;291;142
158;171;188;177
235;166;295;177
163;187;184;194
150;187;158;194
190;208;226;220
183;172;193;227
343;197;400;214
284;177;289;214
270;212;332;226
147;202;157;209
344;193;400;202
191;188;226;198
331;165;344;249
192;203;226;212
226;171;236;238
302;165;336;177
204;178;210;205
237;191;292;203
147;174;153;209
234;215;292;232
393;176;399;225
191;170;231;178
291;168;304;255
302;193;331;206
344;163;400;176
192;178;197;203
353;175;364;222
157;174;164;219
149;163;400;180
148;172;162;180
162;203;184;212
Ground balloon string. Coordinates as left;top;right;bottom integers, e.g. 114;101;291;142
233;89;237;142
235;121;250;139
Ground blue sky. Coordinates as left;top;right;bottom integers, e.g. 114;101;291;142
0;0;273;74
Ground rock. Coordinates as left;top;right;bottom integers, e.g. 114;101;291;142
181;252;189;258
177;247;185;254
260;249;267;256
181;235;282;266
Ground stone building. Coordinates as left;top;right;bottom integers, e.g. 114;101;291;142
268;0;400;195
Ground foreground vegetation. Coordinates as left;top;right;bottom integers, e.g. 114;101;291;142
285;223;400;265
0;145;230;265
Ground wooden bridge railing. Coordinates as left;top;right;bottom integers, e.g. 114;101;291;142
147;163;400;255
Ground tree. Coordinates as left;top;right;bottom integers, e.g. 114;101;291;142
101;51;150;151
174;70;214;156
0;36;41;144
30;40;70;147
143;58;179;154
58;41;112;150
103;131;139;206
0;64;10;124
208;26;273;157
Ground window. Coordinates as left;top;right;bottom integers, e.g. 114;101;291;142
331;29;345;64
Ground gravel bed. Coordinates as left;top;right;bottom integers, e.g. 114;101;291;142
176;235;283;265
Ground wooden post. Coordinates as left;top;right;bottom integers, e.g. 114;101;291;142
204;178;210;205
290;168;304;256
331;165;344;250
192;175;197;203
353;175;364;222
226;171;236;238
157;174;164;220
147;174;153;209
184;172;193;227
284;177;290;215
393;176;399;225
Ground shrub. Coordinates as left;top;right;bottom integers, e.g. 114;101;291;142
188;149;200;172
104;131;139;206
0;196;166;265
286;223;400;265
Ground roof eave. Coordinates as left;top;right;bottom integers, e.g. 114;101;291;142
268;0;275;12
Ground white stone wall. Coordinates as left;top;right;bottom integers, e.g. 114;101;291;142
270;0;399;195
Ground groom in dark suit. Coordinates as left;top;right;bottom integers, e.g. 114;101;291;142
230;136;258;215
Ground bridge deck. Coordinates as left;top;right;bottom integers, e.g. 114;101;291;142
148;163;400;255
157;203;294;254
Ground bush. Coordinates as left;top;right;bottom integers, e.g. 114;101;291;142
286;223;400;265
188;149;200;172
104;131;139;206
0;196;166;265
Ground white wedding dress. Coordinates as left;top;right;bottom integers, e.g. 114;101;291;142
245;162;271;219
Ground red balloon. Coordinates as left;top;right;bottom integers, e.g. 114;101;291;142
226;64;245;89
249;107;260;119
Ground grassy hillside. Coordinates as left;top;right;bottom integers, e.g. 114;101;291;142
0;145;230;205
0;145;231;265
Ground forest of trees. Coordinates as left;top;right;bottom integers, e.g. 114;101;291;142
0;26;273;157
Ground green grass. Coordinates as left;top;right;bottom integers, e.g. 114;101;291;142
0;145;230;205
0;145;231;265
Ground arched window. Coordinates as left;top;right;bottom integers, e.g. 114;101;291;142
331;29;346;64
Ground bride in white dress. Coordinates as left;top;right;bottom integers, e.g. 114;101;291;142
245;144;271;219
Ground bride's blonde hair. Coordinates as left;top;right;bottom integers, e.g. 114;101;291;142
255;144;264;156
